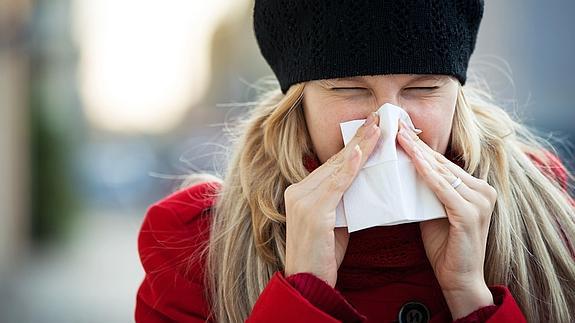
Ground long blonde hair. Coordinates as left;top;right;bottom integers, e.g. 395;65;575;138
195;80;575;322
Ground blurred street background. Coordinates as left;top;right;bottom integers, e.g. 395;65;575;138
0;1;574;322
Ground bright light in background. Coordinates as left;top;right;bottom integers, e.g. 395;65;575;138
72;0;243;133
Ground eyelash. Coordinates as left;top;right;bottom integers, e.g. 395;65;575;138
330;87;367;91
404;86;440;91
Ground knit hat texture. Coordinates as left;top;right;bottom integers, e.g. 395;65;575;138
253;0;484;93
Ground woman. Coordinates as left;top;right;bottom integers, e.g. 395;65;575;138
136;1;575;322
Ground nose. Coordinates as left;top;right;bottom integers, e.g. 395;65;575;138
363;76;406;113
373;93;401;111
370;90;415;125
371;85;402;110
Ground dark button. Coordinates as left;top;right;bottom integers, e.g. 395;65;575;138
398;301;430;323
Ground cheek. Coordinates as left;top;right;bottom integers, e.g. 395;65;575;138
303;110;339;163
405;99;456;153
304;100;366;163
414;114;451;151
309;114;353;163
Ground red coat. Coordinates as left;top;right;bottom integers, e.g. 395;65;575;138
135;151;568;322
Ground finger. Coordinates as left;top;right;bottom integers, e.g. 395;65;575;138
411;146;471;215
417;145;482;191
397;125;469;209
418;144;495;203
397;124;481;203
430;151;485;191
408;143;479;203
342;112;381;167
302;112;381;189
398;119;483;191
431;159;480;204
356;114;382;166
314;144;364;208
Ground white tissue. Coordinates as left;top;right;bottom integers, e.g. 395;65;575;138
335;103;447;232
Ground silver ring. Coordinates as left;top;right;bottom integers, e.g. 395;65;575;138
450;177;463;189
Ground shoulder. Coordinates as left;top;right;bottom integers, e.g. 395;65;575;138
145;180;221;225
137;181;221;283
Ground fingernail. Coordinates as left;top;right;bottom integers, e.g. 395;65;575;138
365;112;376;126
407;122;422;134
400;119;422;134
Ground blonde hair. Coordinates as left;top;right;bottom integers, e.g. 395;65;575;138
194;80;575;322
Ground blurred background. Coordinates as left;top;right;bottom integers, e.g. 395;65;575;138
0;1;573;322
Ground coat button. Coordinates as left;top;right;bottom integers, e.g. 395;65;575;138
398;301;430;323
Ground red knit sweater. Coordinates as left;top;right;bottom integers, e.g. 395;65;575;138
135;151;570;322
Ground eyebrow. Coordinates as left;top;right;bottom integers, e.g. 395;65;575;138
318;74;447;88
318;77;364;87
408;75;444;82
333;77;364;82
334;75;445;82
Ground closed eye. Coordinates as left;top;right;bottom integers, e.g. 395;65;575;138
331;87;369;91
404;86;440;91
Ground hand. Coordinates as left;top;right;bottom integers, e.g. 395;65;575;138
397;119;497;319
284;112;381;287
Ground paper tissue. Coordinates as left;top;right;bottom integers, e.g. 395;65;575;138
335;103;447;232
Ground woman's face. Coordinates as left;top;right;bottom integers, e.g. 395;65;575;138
302;74;459;163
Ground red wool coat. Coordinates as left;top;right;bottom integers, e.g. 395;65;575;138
135;151;570;322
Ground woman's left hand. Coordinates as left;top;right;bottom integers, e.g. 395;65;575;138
397;119;497;319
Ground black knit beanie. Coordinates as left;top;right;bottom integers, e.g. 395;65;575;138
253;0;484;94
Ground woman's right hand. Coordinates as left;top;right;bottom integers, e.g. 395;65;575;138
284;111;381;287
